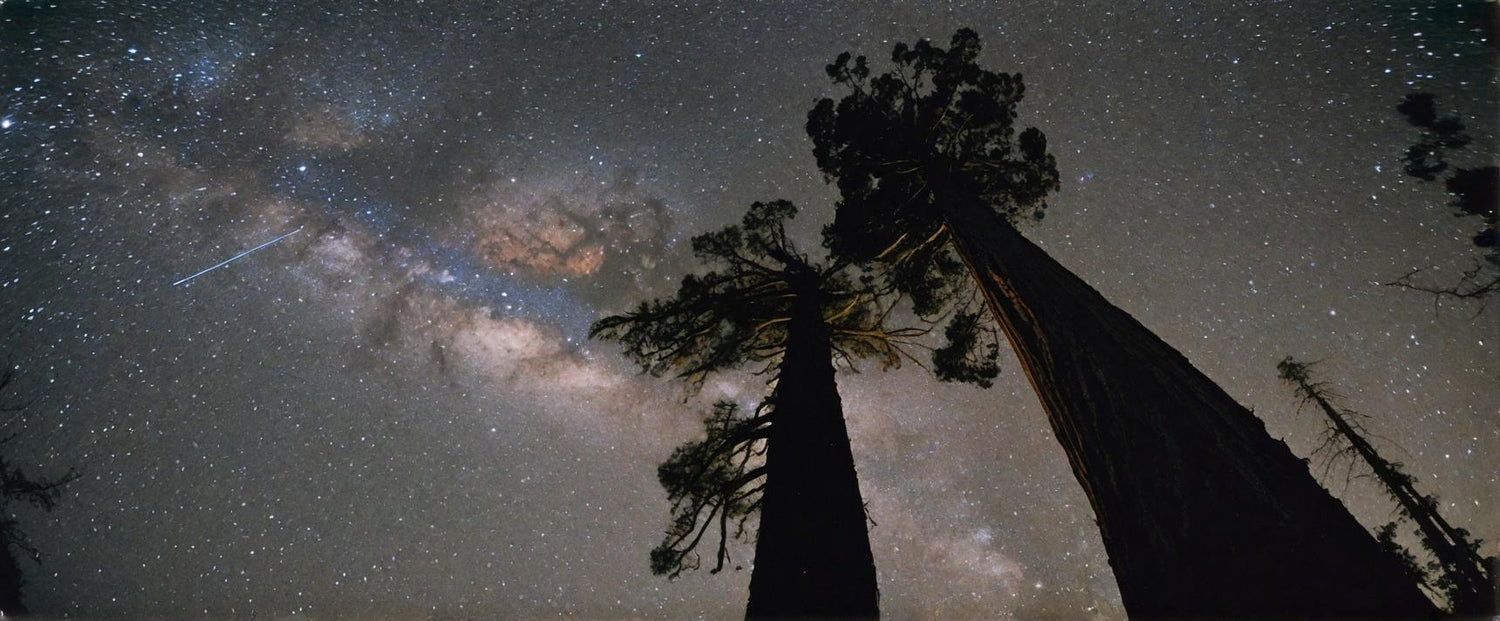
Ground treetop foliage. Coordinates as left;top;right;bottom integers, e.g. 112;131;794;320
804;28;1059;384
591;199;997;388
809;29;1058;226
807;28;1059;283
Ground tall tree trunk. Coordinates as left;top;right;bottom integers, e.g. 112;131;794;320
745;278;879;619
939;195;1438;618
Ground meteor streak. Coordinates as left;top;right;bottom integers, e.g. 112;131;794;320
172;225;305;286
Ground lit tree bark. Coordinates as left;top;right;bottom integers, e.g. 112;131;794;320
939;193;1438;618
746;272;879;619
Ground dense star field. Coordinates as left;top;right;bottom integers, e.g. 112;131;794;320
1;1;1495;618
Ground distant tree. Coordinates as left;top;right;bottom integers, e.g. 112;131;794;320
0;368;79;616
807;29;1438;617
1388;92;1499;307
1278;357;1496;615
592;201;995;618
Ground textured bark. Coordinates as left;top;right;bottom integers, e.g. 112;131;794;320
745;277;879;619
941;196;1438;618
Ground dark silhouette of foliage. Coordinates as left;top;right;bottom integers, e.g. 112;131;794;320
591;199;965;388
648;400;768;578
1447;166;1499;239
1389;92;1499;307
809;29;1060;239
806;28;1051;377
0;368;80;617
1376;521;1432;591
1279;357;1496;615
1396;93;1471;181
931;310;998;388
808;29;1439;618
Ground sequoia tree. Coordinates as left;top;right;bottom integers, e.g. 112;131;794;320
807;29;1438;617
592;200;995;618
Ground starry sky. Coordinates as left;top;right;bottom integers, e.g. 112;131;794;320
0;1;1496;618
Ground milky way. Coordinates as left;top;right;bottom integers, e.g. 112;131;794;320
0;1;1495;618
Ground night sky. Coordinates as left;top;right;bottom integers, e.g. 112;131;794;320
1;1;1496;618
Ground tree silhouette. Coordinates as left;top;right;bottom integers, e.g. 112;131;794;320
0;368;80;616
593;200;993;618
645;399;767;580
807;29;1438;617
1279;357;1496;615
1388;92;1499;307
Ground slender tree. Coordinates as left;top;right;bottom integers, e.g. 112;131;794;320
592;200;995;618
807;29;1439;617
1279;357;1496;615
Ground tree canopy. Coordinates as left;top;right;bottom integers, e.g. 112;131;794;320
591;199;998;389
806;29;1058;372
807;29;1059;312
